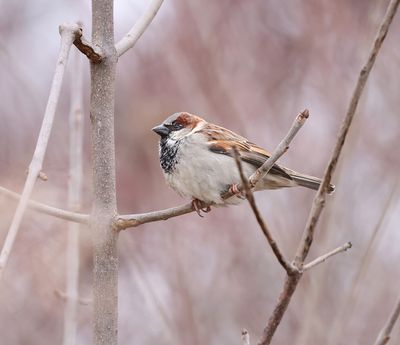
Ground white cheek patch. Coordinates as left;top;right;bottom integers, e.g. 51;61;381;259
166;137;176;146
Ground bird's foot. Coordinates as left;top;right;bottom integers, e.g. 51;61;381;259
228;184;246;199
192;199;211;217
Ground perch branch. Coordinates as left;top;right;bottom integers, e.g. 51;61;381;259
0;23;81;280
115;0;164;57
374;297;400;345
117;109;309;230
0;186;89;224
257;1;400;344
233;147;296;275
116;203;195;229
302;242;352;272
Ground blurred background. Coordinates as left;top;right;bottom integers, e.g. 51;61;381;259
1;0;400;344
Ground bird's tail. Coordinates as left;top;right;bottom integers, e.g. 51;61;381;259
290;173;335;194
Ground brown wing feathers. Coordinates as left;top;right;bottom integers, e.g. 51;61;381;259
205;125;292;180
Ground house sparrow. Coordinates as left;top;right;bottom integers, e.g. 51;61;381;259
153;112;334;213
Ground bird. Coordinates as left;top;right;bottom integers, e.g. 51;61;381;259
152;112;334;215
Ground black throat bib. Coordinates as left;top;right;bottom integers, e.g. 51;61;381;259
159;137;181;174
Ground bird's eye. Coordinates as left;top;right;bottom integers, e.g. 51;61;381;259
166;122;183;131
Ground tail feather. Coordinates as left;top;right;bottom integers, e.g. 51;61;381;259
290;173;335;194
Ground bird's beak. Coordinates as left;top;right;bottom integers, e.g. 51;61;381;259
152;124;170;137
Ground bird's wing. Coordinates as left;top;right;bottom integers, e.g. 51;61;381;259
202;124;292;180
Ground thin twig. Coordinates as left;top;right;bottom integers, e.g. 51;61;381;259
232;147;296;275
117;110;309;230
248;110;309;188
302;242;352;272
0;186;89;224
374;298;400;345
115;0;164;57
63;49;84;345
242;329;250;345
0;23;81;280
257;1;400;344
221;110;309;199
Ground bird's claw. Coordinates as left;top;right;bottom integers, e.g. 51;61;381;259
192;199;211;217
228;184;246;199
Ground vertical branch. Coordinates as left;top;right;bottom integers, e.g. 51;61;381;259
91;1;118;344
63;50;84;345
0;24;80;279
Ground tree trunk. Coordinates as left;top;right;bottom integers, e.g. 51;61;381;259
91;0;118;344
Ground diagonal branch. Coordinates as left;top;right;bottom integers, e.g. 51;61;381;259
0;186;89;224
302;242;352;272
117;109;309;230
0;23;81;280
232;147;296;275
257;1;400;344
248;110;309;188
221;110;309;199
115;0;164;57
